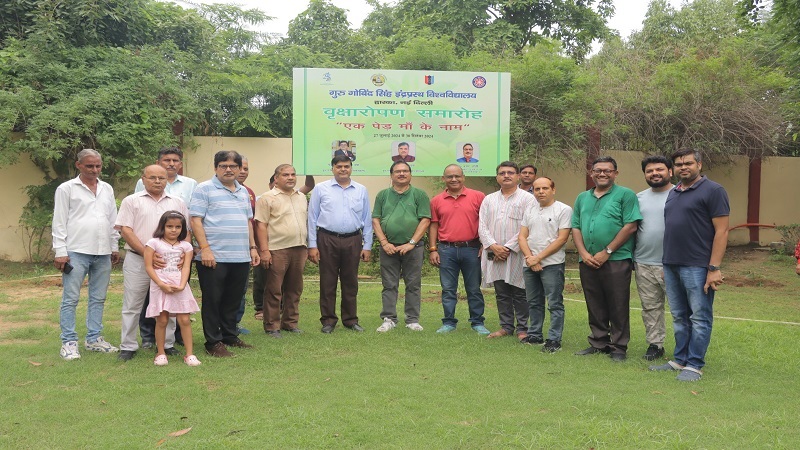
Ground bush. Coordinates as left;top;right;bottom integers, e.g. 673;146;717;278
775;224;800;256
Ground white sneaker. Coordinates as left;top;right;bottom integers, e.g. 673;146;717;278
405;323;424;331
84;337;119;353
376;318;396;333
60;341;81;360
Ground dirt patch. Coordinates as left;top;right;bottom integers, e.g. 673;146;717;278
723;275;784;288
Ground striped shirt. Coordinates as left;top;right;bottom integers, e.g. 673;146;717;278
478;188;535;289
189;176;253;263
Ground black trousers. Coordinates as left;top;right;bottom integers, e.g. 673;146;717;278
579;259;632;354
196;261;250;349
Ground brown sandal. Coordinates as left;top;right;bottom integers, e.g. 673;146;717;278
254;311;263;321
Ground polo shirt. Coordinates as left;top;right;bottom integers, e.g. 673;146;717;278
430;187;485;242
254;187;309;250
571;184;642;261
189;176;252;263
115;191;188;251
372;185;431;244
135;174;197;205
663;176;730;267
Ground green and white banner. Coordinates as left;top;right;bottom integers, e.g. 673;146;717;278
293;68;511;176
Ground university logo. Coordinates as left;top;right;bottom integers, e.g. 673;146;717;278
472;76;487;88
424;75;434;85
371;74;386;86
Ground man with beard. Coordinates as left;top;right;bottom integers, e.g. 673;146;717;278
634;156;674;361
650;149;729;382
572;156;641;361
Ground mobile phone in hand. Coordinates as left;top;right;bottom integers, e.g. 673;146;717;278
63;262;74;274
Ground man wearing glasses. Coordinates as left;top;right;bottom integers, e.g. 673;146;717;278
190;151;260;357
572;156;642;361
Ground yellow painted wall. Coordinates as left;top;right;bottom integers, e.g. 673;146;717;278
1;137;796;261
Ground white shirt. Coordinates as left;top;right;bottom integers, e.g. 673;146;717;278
521;200;573;267
478;188;535;289
52;176;120;258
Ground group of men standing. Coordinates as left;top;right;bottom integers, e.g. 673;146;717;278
53;147;729;381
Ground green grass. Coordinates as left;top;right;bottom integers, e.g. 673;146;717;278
1;250;799;448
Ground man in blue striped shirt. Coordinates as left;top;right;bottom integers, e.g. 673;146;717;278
190;151;260;357
308;155;373;333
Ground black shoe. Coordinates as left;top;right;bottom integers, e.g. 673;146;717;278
321;324;335;334
118;350;136;361
575;346;605;355
643;344;665;361
141;341;154;350
282;328;303;334
164;347;181;356
521;335;544;345
345;323;365;332
542;340;562;353
609;352;627;362
266;330;282;339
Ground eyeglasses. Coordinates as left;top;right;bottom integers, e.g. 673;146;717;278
497;171;517;176
591;169;615;175
145;176;167;181
217;164;240;170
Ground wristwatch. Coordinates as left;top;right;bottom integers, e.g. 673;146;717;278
409;238;417;245
708;264;720;272
605;247;613;254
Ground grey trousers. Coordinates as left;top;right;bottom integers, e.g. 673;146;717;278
493;279;529;334
379;244;424;324
120;253;175;351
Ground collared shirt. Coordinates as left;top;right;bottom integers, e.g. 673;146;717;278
518;183;534;194
663;176;730;267
52;176;120;257
115;191;189;251
521;200;573;267
307;179;373;250
634;188;671;265
478;188;535;288
372;185;431;244
189;176;252;263
254;187;308;251
430;188;485;242
135;174;197;205
571;184;642;261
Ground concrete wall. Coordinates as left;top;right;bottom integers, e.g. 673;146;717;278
0;136;795;261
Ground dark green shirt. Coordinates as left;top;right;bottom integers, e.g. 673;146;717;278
372;185;431;244
571;184;642;261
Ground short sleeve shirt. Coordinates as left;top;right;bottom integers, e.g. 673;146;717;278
521;200;573;267
189;177;253;263
430;188;485;242
372;186;431;244
254;188;308;251
663;176;730;267
571;184;642;261
634;188;671;266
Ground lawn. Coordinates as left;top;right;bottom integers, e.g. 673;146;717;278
0;247;798;449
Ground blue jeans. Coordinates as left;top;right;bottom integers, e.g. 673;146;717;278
664;264;715;370
59;252;112;343
524;263;566;341
438;245;485;326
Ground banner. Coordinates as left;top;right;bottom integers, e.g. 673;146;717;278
293;68;511;176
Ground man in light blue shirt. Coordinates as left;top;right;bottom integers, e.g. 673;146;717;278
308;155;373;333
634;155;673;362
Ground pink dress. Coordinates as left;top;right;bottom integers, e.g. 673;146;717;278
145;239;200;317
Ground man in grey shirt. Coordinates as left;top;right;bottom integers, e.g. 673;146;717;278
634;155;673;361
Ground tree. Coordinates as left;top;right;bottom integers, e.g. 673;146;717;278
588;0;792;164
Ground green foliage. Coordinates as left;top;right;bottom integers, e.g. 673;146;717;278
588;0;792;165
775;224;800;255
385;32;458;71
18;181;58;262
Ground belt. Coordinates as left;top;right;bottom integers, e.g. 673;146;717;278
318;227;362;238
439;239;481;248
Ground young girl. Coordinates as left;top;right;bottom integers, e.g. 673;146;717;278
144;211;201;366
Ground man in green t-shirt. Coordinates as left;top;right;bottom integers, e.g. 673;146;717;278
372;161;431;332
571;156;642;361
